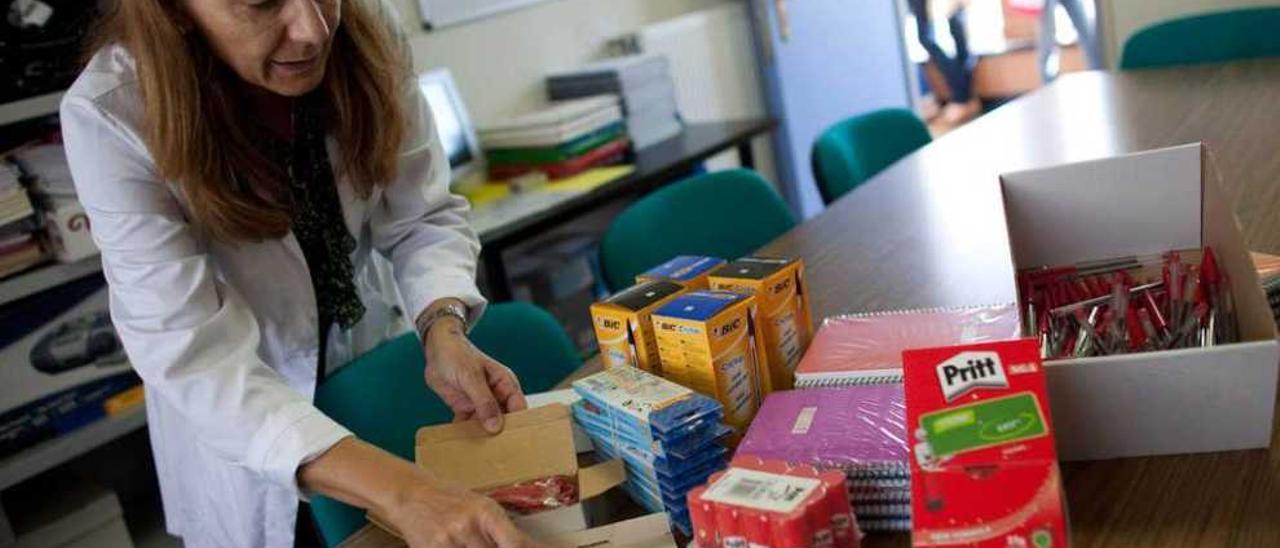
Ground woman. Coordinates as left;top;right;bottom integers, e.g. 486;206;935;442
61;0;535;546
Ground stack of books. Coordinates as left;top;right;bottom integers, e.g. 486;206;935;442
570;367;733;535
736;385;912;532
0;162;42;278
479;96;628;181
12;144;99;263
548;55;682;151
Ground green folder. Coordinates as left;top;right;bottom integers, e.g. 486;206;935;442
486;123;626;165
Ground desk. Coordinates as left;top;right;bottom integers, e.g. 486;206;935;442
757;62;1280;547
474;118;777;301
345;63;1280;547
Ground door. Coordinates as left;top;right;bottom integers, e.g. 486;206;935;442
748;0;916;218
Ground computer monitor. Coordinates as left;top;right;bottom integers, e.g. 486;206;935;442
417;68;482;184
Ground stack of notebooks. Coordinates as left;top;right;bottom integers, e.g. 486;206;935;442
570;367;733;535
793;304;1023;388
547;55;682;151
0;162;42;278
737;385;912;532
479;96;628;180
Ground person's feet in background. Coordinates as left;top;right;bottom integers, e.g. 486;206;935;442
942;98;981;125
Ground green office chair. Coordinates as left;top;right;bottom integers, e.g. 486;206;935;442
599;168;796;292
811;108;931;205
309;301;582;546
1120;7;1280;70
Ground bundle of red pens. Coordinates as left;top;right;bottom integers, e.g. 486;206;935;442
1018;247;1239;360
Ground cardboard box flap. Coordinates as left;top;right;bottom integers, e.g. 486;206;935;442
1001;143;1203;268
577;459;626;498
1200;147;1280;342
415;404;577;491
538;513;677;548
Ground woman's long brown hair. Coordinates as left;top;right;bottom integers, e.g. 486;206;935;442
88;0;408;242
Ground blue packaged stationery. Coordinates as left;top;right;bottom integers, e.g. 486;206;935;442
572;367;723;448
573;398;732;460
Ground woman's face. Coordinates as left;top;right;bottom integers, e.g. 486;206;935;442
182;0;341;97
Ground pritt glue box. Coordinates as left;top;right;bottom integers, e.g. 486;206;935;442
638;255;727;290
902;339;1069;548
652;290;767;432
709;257;814;393
591;280;686;373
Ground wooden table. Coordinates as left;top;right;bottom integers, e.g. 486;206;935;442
755;61;1280;547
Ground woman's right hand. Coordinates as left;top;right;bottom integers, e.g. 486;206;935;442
299;437;540;548
385;479;537;548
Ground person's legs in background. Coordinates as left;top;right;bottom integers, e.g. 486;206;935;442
908;0;979;124
1038;0;1061;83
941;5;980;123
1059;0;1103;70
1039;0;1102;83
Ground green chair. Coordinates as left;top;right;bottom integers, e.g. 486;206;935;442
1120;7;1280;70
599;168;796;292
310;301;582;545
811;108;931;205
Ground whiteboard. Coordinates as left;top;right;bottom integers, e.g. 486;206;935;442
416;0;554;29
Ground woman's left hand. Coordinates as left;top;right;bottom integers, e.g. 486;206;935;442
423;314;528;434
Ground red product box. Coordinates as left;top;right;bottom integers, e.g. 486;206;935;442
706;457;830;548
689;485;718;547
789;464;862;548
902;339;1069;548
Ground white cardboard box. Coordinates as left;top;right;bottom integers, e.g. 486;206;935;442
1000;143;1280;461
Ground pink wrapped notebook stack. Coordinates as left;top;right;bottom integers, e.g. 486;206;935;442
737;385;912;531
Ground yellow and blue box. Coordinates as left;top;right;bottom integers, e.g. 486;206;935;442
709;257;814;393
636;256;726;291
651;290;768;432
590;280;687;374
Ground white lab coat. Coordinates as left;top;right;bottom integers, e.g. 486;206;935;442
60;43;485;547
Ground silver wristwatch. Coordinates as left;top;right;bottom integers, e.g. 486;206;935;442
417;302;469;339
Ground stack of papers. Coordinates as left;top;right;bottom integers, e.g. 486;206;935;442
737;385;913;532
548;55;683;151
571;367;732;535
479;97;628;180
12;144;77;199
9;144;99;263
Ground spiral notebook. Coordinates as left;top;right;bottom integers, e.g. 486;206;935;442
857;517;913;532
737;385;909;477
793;304;1022;388
854;503;912;518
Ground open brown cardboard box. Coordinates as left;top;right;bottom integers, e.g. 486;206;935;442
361;403;641;544
1000;143;1280;461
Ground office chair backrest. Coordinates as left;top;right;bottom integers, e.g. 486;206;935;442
812;108;931;205
599;169;796;292
1120;7;1280;70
